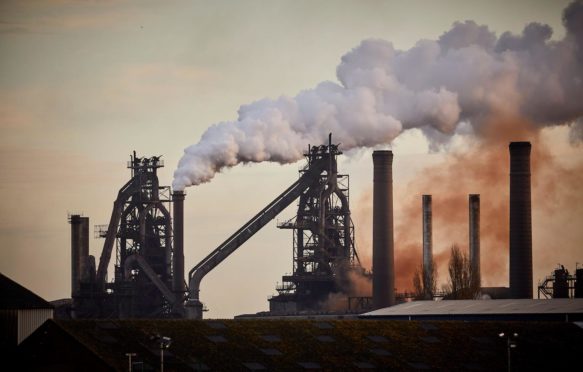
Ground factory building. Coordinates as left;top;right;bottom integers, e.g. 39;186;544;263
16;318;583;370
0;273;54;348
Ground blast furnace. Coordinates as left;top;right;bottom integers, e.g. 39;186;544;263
71;153;184;318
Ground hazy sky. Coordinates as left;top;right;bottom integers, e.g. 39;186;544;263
0;0;579;318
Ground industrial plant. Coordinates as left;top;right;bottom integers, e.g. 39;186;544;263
69;153;185;318
60;136;583;321
7;136;583;371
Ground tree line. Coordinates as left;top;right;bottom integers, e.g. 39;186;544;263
412;244;481;300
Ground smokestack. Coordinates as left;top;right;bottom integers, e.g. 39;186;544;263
172;191;186;294
509;142;533;299
70;214;89;297
469;194;480;288
422;195;432;288
372;150;395;309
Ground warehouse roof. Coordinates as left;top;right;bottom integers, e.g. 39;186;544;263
16;318;583;370
0;272;53;310
362;299;583;320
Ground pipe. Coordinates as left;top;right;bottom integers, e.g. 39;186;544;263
509;141;533;299
70;215;89;297
469;194;480;288
172;191;186;294
372;150;395;309
422;195;432;288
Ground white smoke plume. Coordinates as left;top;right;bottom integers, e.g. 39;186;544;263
173;1;583;190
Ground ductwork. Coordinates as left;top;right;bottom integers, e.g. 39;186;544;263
372;150;395;309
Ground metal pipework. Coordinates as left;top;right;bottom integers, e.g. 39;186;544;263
185;157;331;319
469;194;481;287
422;195;432;286
172;191;186;294
509;142;533;299
372;150;395;309
70;215;89;297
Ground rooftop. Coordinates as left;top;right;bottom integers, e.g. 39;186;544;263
0;272;53;310
16;318;583;370
362;299;583;320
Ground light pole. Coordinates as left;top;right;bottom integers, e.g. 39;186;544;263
125;353;136;372
498;332;518;372
159;336;172;372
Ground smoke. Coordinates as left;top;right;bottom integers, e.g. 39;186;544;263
352;116;583;293
173;2;583;190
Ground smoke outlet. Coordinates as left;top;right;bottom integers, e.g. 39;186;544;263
469;194;480;288
422;195;433;285
509;141;533;299
70;215;89;297
172;191;186;294
372;150;395;309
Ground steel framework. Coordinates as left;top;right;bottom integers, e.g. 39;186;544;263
269;140;362;312
73;152;181;318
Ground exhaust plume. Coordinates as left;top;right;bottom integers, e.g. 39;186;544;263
352;118;583;293
173;1;583;190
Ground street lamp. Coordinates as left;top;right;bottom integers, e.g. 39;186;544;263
159;336;172;372
498;332;518;372
125;353;137;372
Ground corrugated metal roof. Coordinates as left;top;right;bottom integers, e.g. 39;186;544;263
0;272;53;309
362;299;583;317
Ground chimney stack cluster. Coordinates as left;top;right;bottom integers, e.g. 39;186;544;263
369;141;533;308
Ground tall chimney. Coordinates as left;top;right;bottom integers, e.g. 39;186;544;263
70;214;89;297
422;195;433;295
509;142;533;299
372;150;395;308
172;191;186;294
469;194;480;288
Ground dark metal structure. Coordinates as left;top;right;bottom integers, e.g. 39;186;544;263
372;150;395;309
537;264;581;299
184;135;364;319
72;153;183;318
422;194;433;299
269;140;362;313
172;191;186;295
577;268;583;298
509;142;533;299
69;215;89;298
469;194;481;288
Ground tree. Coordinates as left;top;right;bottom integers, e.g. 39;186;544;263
444;244;480;299
413;258;437;300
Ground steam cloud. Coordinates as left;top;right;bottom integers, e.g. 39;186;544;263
174;1;583;190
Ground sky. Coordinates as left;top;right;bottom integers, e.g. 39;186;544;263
0;0;581;318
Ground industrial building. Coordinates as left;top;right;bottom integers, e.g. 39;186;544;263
60;138;583;322
69;153;185;319
0;273;54;348
16;318;583;370
269;141;366;313
8;136;583;371
183;136;368;318
362;299;583;321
